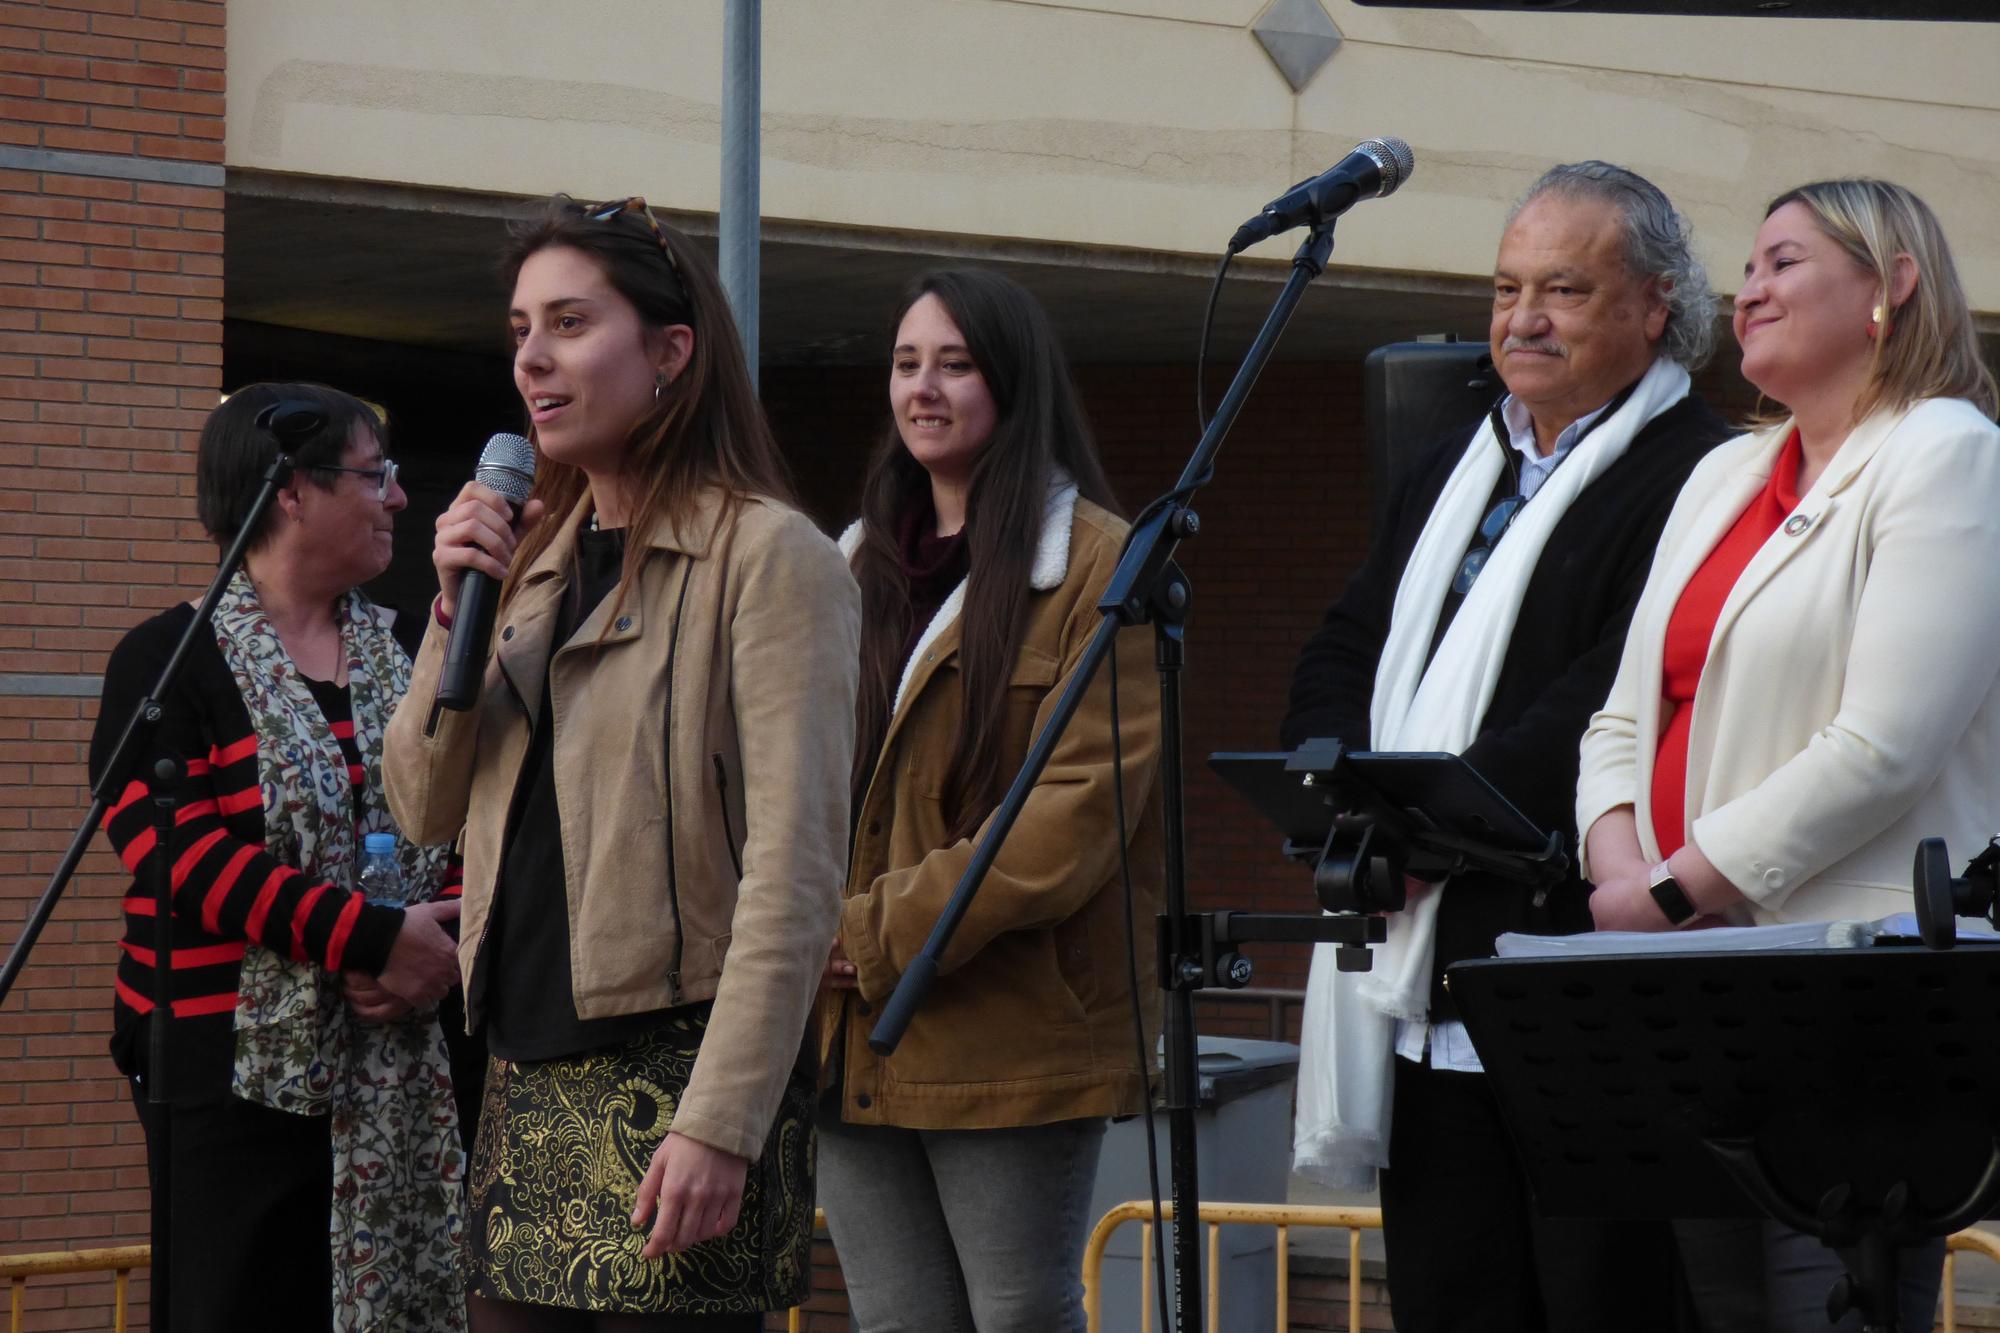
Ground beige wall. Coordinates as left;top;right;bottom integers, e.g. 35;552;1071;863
226;0;2000;312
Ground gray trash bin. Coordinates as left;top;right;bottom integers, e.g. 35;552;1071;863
1087;1036;1301;1333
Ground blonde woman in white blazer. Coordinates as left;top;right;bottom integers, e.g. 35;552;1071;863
1576;179;2000;1332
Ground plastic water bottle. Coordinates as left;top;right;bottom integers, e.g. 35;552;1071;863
357;831;405;907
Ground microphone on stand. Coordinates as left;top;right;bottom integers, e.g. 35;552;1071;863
254;399;329;447
1227;136;1416;254
436;432;535;712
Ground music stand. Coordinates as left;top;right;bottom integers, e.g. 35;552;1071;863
1209;743;1567;946
1449;943;2000;1332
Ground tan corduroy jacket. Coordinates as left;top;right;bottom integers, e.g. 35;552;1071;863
820;482;1164;1129
385;489;860;1161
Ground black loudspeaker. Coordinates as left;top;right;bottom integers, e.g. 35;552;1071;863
1350;1;1994;18
1362;340;1503;527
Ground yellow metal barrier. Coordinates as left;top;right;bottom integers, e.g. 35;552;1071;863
1946;1227;2000;1333
1082;1201;1383;1333
0;1245;147;1333
6;1219;1999;1332
1081;1208;2000;1333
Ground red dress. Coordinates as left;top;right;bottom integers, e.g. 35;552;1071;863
1651;432;1804;857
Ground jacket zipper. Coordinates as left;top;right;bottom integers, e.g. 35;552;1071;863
660;561;695;1004
713;753;744;881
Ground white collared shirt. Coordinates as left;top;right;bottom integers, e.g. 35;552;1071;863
1396;391;1619;1074
1500;393;1613;501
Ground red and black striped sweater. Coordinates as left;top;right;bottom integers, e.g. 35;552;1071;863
89;602;456;1091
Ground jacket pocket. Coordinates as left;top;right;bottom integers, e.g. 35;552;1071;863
1000;646;1063;772
1009;646;1060;690
712;752;744;881
917;648;1065;801
1031;929;1091;1029
1053;917;1103;1015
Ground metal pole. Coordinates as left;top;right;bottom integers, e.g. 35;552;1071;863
720;0;761;391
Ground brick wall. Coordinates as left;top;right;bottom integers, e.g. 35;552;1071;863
0;0;224;1326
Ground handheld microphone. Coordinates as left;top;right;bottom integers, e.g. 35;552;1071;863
436;432;535;712
1227;136;1416;254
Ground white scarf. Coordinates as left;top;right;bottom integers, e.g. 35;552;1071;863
1292;357;1691;1189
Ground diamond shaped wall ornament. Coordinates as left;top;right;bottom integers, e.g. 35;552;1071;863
1252;0;1343;94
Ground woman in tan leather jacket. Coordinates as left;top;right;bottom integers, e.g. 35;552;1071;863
383;197;859;1332
817;268;1163;1333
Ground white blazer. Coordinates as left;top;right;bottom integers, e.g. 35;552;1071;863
1577;397;2000;924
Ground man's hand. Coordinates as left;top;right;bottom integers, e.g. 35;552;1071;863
632;1131;749;1257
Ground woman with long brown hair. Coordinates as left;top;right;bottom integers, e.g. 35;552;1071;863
384;196;859;1331
817;267;1162;1332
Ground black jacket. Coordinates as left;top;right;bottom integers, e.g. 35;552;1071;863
1281;392;1730;1018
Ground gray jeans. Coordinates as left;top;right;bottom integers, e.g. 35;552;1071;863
1676;1218;1946;1333
815;1113;1107;1333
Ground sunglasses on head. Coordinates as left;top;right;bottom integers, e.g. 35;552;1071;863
583;196;684;281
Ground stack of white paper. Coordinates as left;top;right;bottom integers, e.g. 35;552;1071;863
1490;912;1999;958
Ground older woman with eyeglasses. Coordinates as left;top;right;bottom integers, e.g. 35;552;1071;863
384;197;859;1332
91;382;468;1332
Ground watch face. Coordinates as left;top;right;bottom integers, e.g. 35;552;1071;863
1649;875;1697;926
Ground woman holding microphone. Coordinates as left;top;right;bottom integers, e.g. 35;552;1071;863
384;196;859;1331
1576;179;2000;1330
816;268;1163;1333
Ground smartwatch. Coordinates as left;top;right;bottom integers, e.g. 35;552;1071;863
1647;861;1699;927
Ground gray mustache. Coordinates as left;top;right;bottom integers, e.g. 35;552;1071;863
1502;337;1567;357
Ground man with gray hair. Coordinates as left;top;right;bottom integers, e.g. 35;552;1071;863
1282;161;1731;1332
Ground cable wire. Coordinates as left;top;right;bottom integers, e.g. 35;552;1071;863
1194;250;1234;436
1108;633;1177;1332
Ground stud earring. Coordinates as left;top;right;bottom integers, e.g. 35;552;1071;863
1868;304;1886;340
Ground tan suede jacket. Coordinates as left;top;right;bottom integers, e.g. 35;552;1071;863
384;489;860;1161
821;484;1163;1129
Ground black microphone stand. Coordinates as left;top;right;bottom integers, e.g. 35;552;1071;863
868;217;1361;1333
0;408;306;1333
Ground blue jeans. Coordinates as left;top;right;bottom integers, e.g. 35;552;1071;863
815;1113;1107;1333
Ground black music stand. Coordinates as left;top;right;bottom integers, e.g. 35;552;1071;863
1449;943;2000;1331
1209;743;1567;935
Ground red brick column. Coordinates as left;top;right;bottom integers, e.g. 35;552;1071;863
0;0;224;1326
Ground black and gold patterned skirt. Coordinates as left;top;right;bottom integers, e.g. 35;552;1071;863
466;1009;815;1314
